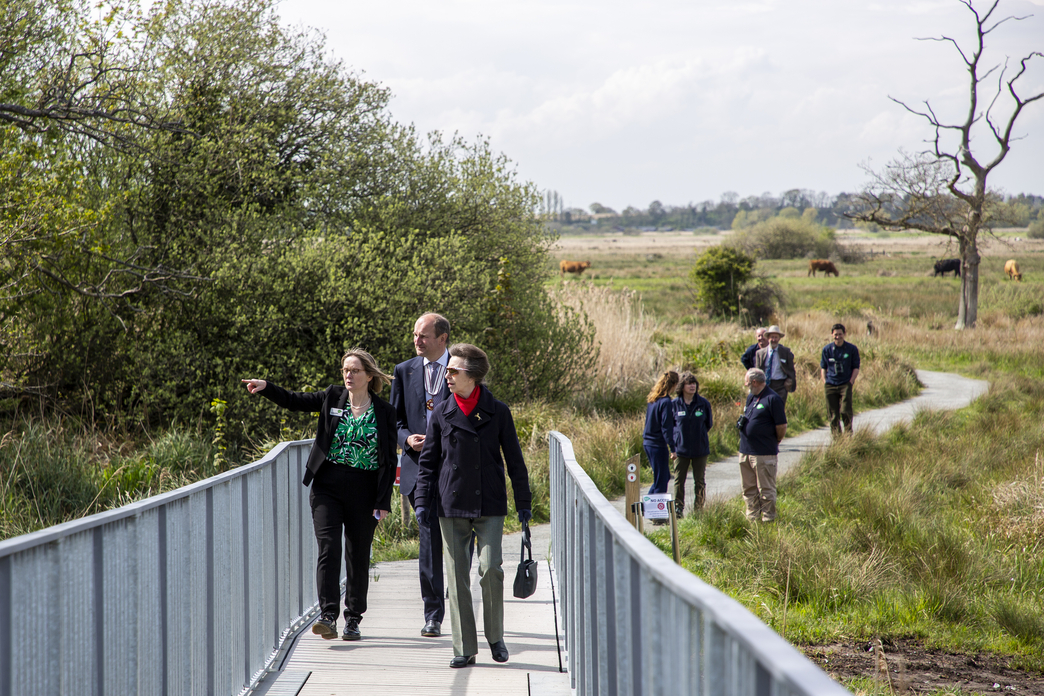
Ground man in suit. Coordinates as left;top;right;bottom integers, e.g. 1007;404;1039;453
391;312;451;637
755;325;797;406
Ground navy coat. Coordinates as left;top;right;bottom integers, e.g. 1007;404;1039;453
672;395;713;458
258;382;397;511
643;396;676;453
415;386;532;519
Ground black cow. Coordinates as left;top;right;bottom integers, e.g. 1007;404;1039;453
933;258;961;277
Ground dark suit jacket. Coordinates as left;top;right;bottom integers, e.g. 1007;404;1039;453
755;345;797;393
391;355;451;496
258;382;396;510
414;386;532;519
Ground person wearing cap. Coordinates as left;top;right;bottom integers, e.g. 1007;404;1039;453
821;323;860;436
755;325;797;406
738;367;787;522
740;327;768;370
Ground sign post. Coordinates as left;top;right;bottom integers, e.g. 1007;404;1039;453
624;455;641;528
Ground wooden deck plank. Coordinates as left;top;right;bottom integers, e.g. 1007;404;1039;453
260;524;566;695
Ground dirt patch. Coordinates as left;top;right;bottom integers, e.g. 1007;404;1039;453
804;640;1044;694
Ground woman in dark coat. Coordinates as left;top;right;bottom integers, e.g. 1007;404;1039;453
241;348;395;642
671;372;713;517
644;370;679;498
415;343;532;669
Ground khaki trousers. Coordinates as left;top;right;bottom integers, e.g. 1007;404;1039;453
440;515;504;657
739;453;778;522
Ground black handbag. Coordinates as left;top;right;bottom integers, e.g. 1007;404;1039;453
512;521;538;599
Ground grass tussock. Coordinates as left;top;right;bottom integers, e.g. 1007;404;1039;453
0;418;223;539
553;281;664;409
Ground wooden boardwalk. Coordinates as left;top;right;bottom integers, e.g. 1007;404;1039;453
255;524;569;696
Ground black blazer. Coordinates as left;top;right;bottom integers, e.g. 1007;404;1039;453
415;386;532;519
391;356;451;496
258;382;397;511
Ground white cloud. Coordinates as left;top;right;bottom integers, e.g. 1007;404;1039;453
280;0;1044;209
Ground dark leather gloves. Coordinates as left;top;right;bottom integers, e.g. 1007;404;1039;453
415;506;430;526
518;509;532;524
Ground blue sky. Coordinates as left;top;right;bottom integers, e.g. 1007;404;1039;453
278;0;1044;212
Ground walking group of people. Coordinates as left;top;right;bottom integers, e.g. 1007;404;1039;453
241;312;531;669
642;323;861;524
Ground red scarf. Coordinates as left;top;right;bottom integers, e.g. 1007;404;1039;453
454;385;482;416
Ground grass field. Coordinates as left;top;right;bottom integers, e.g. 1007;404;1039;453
551;230;1044;692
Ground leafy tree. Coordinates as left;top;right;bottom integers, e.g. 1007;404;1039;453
850;0;1044;329
1;0;593;437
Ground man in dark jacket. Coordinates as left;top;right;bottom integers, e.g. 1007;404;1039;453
738;368;787;522
741;327;767;370
821;323;861;436
391;313;451;637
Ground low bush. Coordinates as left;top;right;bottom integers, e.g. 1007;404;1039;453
727;217;837;260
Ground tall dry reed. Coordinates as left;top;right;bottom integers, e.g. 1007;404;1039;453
552;281;664;394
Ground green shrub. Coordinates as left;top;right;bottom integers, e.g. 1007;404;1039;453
727;217;837;260
688;246;782;326
1027;216;1044;239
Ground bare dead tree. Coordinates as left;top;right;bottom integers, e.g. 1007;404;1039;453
849;0;1044;329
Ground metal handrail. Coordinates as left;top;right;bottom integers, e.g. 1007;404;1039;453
0;440;319;696
548;431;851;696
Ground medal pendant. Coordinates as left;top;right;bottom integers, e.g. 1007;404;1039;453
425;398;434;411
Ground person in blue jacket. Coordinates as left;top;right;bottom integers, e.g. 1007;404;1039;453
671;372;713;518
643;371;679;504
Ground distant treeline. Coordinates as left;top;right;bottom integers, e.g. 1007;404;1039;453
542;190;1044;231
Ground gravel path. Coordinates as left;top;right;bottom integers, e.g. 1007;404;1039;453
611;369;990;517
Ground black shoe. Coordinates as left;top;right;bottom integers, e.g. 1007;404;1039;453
489;640;509;663
421;620;441;637
312;614;337;640
449;655;476;668
341;616;361;641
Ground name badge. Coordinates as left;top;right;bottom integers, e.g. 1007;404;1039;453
330;408;344;417
677;411;686;417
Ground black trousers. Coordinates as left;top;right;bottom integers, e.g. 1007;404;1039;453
310;463;379;620
407;489;445;623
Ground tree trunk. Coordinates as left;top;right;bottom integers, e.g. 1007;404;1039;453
955;234;980;329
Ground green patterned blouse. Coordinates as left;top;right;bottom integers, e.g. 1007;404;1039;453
327;403;379;470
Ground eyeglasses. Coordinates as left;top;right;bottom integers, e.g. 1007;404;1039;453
445;367;465;376
342;368;365;376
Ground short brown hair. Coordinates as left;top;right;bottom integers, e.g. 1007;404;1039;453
341;348;392;393
419;313;451;341
448;343;490;383
647;370;679;403
675;372;699;397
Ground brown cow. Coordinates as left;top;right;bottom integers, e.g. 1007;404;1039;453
560;260;591;277
808;259;839;277
1004;259;1022;281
